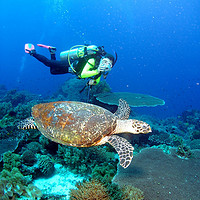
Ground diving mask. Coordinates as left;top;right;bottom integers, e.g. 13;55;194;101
98;58;112;73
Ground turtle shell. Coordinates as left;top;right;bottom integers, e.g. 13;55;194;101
32;101;117;147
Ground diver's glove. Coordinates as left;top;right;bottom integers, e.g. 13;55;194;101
98;58;112;73
87;79;97;86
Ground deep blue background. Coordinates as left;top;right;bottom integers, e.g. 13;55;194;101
0;0;200;117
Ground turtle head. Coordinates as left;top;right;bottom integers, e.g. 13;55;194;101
131;119;151;134
115;119;151;134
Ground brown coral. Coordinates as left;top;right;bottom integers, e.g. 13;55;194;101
69;179;109;200
121;185;144;200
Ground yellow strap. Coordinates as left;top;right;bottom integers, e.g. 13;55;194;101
80;58;99;78
68;45;99;75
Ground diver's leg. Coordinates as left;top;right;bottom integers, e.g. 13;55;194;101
49;47;56;60
32;52;53;67
50;53;56;60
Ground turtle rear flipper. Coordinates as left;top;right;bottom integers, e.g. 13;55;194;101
107;135;134;168
17;117;37;130
114;99;130;120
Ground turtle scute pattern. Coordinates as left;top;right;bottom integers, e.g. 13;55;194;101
32;101;117;147
132;119;151;134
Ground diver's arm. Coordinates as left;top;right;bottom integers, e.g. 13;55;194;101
80;58;99;78
93;76;101;85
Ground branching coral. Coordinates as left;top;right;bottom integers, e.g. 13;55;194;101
69;179;110;200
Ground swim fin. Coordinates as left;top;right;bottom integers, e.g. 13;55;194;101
25;43;35;54
37;44;56;50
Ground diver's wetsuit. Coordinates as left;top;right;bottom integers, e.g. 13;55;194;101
32;52;69;75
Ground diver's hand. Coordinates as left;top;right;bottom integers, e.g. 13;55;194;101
98;65;107;72
88;80;97;86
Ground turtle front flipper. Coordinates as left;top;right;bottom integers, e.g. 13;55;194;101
114;99;130;120
107;135;134;168
17;117;37;130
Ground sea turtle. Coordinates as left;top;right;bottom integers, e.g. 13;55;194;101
18;99;151;168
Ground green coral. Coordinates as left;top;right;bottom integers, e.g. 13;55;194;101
57;145;117;175
3;151;21;171
0;113;17;128
191;130;200;140
0;102;12;119
120;185;144;200
0;168;42;199
169;134;184;146
91;163;117;183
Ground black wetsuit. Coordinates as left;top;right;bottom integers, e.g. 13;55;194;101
32;52;69;75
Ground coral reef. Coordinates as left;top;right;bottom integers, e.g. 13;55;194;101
189;139;200;149
0;167;42;199
120;185;144;200
26;142;42;154
69;179;110;200
57;77;111;102
70;178;144;200
1;85;200;199
95;92;165;107
37;155;55;177
2;151;21;171
0;138;20;162
21;150;37;166
176;144;192;158
57;145;117;175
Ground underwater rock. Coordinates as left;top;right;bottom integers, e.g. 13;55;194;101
21;150;37;166
0;138;20;162
38;155;55;177
189;139;200;149
26;142;42;154
113;147;200;200
191;130;200;140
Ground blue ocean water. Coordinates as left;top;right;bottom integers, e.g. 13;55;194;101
0;0;200;117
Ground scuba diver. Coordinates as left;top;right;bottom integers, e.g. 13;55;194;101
25;43;117;87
